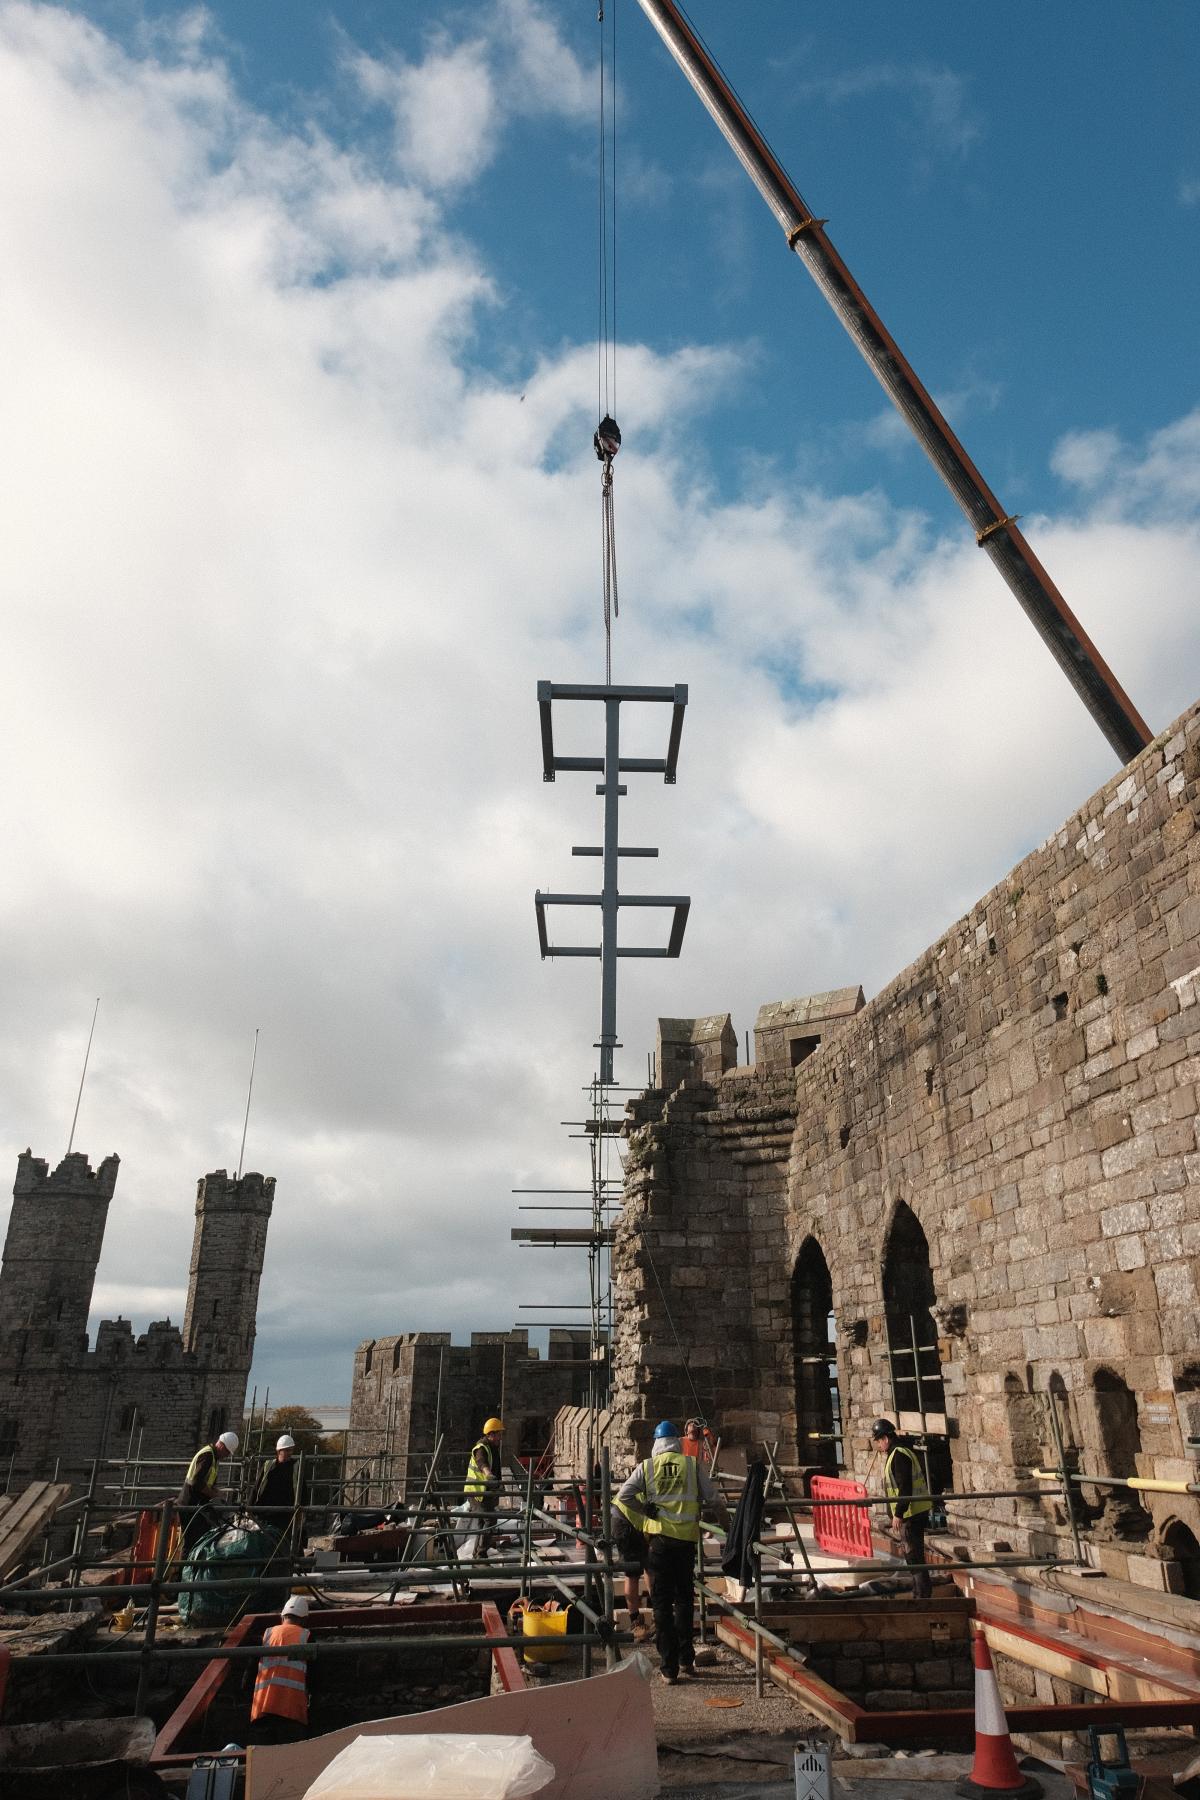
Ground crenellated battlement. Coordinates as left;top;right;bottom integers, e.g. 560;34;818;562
13;1149;120;1199
0;1153;275;1490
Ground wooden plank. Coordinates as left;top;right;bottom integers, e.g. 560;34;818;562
715;1617;863;1741
0;1482;72;1579
982;1619;1200;1706
983;1622;1107;1697
761;1605;971;1645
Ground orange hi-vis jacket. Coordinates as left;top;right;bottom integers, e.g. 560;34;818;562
251;1620;310;1724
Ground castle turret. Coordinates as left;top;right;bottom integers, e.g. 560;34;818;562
183;1169;274;1439
0;1151;120;1353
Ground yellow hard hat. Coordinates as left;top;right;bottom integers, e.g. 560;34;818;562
483;1416;505;1434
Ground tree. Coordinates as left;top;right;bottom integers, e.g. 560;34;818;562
242;1405;326;1461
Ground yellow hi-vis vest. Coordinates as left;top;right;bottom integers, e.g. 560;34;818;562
184;1447;219;1499
614;1493;643;1532
641;1450;702;1542
464;1439;495;1498
883;1445;932;1519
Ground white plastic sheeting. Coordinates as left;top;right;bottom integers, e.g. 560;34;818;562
301;1731;554;1799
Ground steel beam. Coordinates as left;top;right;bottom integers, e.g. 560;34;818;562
634;0;1152;765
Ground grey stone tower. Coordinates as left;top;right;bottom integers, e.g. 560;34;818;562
0;1151;120;1353
183;1169;274;1440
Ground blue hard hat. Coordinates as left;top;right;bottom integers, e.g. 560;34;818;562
654;1419;678;1440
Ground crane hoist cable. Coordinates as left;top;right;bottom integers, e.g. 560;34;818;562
595;2;621;684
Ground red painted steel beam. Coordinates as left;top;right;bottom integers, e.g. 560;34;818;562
152;1613;257;1761
718;1615;1200;1745
151;1601;525;1765
635;0;1153;766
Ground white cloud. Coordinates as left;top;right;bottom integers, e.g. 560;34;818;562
0;5;1196;1401
1052;427;1122;488
1052;412;1200;519
351;0;591;193
821;62;982;161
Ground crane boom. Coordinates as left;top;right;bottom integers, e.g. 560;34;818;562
635;0;1153;765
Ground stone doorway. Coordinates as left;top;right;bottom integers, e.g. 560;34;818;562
882;1201;952;1496
1162;1519;1200;1600
791;1236;841;1473
1092;1367;1152;1538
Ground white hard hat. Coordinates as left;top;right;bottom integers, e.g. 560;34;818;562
217;1432;239;1454
276;1434;296;1451
282;1595;309;1618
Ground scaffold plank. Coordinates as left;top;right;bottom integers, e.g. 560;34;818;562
0;1482;71;1580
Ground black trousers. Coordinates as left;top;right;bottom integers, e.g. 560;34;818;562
474;1490;498;1555
180;1504;216;1557
647;1536;696;1677
247;1711;308;1745
902;1514;932;1598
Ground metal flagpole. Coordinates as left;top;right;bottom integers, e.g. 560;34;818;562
67;997;100;1155
236;1028;259;1180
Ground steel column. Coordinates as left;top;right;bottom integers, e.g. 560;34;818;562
600;697;621;1082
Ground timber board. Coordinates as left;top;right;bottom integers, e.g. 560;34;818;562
759;1597;973;1644
0;1482;71;1580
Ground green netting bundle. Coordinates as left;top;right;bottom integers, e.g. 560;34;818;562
178;1520;281;1626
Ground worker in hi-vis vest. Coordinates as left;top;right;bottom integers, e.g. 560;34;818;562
176;1430;239;1554
250;1595;311;1743
871;1418;933;1598
464;1416;505;1560
616;1420;729;1684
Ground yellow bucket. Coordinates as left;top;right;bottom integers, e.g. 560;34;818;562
521;1604;569;1665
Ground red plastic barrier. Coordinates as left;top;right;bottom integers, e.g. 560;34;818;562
810;1475;872;1558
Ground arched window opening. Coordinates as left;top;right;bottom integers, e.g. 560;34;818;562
518;1415;552;1463
1162;1520;1200;1601
791;1237;842;1473
1093;1368;1152;1538
882;1202;952;1496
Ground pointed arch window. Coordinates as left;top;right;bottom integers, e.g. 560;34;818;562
791;1237;842;1472
881;1201;952;1495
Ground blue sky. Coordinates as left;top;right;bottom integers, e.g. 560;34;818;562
179;0;1200;513
0;1;1197;1402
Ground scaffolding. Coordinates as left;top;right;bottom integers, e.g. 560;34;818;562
6;1426;1198;1768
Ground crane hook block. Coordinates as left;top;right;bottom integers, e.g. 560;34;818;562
594;415;621;462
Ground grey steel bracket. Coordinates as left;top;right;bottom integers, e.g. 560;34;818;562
538;680;688;783
534;677;691;1083
534;891;690;959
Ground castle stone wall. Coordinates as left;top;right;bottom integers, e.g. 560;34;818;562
613;696;1200;1592
0;1158;274;1493
348;1328;592;1500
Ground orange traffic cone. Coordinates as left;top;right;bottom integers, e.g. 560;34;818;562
955;1627;1043;1800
